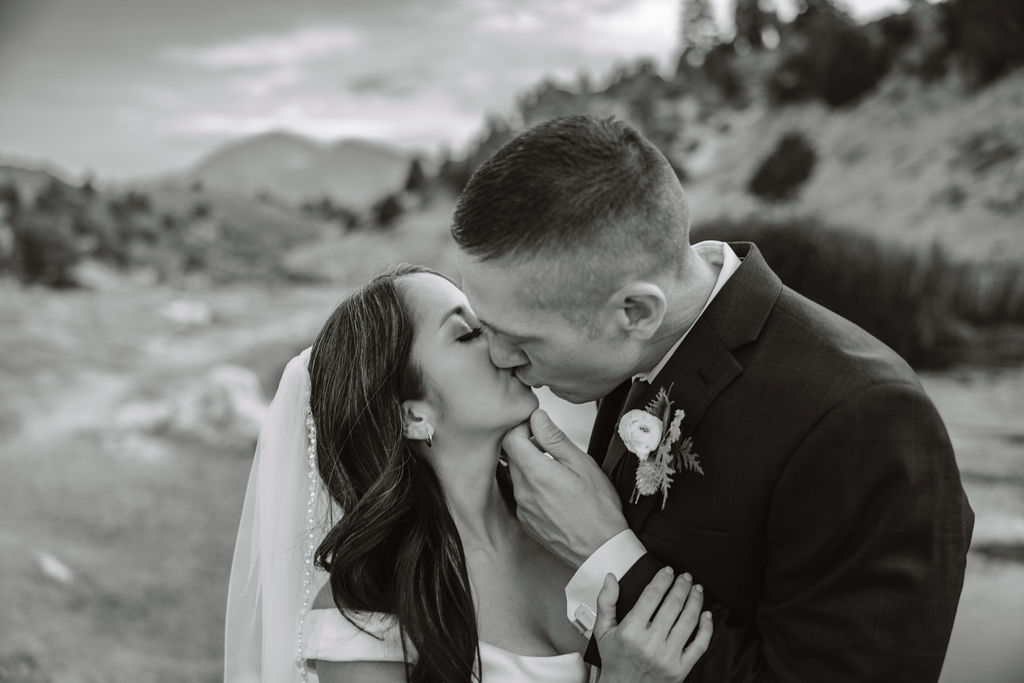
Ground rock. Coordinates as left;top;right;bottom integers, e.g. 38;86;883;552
113;400;173;433
102;431;172;464
159;299;213;328
109;364;268;453
69;260;161;291
68;259;126;291
35;551;73;585
167;364;268;448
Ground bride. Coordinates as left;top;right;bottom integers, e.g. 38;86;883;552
224;265;712;682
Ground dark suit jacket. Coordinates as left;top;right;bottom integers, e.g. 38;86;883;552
585;242;974;682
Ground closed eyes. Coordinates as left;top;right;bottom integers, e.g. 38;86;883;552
456;326;484;343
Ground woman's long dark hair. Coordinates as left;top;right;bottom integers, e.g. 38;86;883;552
309;264;480;682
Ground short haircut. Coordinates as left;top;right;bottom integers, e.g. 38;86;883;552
451;115;690;280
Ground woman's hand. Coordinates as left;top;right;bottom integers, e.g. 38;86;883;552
594;567;713;683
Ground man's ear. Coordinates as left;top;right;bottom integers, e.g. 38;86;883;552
401;400;435;443
610;282;667;340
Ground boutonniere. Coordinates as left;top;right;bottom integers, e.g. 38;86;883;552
617;384;703;509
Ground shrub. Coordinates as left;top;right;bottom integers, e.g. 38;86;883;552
702;43;746;105
191;201;211;219
903;2;954;81
877;11;916;50
943;0;1024;86
300;196;359;229
748;133;817;202
0;182;21;214
10;212;80;287
692;216;1024;368
372;193;404;228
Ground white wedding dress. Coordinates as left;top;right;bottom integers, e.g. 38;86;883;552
302;608;594;682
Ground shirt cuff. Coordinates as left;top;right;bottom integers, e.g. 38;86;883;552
565;530;647;637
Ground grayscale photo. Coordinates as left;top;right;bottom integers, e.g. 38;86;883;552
1;1;1022;681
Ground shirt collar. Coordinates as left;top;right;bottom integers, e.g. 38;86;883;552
633;241;742;385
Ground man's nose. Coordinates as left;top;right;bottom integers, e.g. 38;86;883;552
488;335;528;369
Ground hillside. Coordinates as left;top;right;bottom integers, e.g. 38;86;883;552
681;71;1024;262
435;1;1024;263
181;131;412;208
467;71;1024;262
0;164;329;287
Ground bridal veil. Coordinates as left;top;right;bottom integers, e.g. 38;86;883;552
224;348;337;682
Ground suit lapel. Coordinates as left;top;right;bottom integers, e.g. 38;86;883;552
587;380;631;467
621;323;742;528
618;242;783;531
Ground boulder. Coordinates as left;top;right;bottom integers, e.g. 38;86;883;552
166;364;268;449
110;364;267;453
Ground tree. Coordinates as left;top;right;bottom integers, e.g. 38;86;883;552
944;0;1024;87
404;157;427;194
33;178;73;215
80;173;97;197
0;183;20;216
437;152;473;195
680;0;719;64
768;0;892;107
11;210;80;287
372;193;404;228
734;0;771;50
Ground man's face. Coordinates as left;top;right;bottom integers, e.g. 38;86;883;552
457;254;636;404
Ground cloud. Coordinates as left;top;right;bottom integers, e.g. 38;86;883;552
161;26;361;69
230;66;304;97
347;68;432;98
167;111;397;140
164;104;481;154
474;9;543;33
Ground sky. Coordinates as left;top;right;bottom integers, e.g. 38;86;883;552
0;0;912;180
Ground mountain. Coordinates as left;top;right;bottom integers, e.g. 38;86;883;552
182;131;413;208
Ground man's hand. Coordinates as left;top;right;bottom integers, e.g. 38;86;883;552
502;409;628;568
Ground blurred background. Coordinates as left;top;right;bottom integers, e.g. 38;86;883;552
1;0;1022;681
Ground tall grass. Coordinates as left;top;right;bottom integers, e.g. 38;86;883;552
692;217;1024;368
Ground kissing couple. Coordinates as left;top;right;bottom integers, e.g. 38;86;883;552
224;116;973;683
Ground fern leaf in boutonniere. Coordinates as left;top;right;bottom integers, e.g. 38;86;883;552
618;383;703;509
677;435;703;475
645;386;673;434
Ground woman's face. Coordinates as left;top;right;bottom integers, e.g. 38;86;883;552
399;272;539;438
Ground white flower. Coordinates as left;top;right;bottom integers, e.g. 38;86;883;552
617;409;664;460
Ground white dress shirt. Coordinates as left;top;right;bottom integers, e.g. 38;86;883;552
565;241;742;636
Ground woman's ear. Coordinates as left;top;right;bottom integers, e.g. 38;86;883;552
610;282;667;340
401;400;435;445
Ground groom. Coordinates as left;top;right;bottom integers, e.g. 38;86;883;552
453;115;973;681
